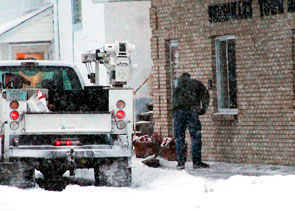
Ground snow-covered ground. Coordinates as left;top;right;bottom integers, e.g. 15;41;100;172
1;157;295;211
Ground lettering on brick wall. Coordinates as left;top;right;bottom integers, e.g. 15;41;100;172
208;0;253;23
288;0;295;12
208;0;295;23
258;0;284;16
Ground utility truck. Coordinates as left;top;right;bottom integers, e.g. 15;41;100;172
0;41;135;189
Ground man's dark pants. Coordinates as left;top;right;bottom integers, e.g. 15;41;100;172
173;109;202;164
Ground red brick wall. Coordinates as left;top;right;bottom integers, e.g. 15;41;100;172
150;0;295;165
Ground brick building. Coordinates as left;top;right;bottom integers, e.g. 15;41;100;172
150;0;295;165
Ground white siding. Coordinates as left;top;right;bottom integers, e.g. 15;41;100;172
55;0;73;62
0;7;53;43
1;13;53;43
0;0;51;25
0;0;26;25
74;0;105;60
56;0;106;84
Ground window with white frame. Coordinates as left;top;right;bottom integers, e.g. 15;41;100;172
215;35;237;113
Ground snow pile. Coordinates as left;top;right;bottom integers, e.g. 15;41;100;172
0;158;295;211
201;175;295;211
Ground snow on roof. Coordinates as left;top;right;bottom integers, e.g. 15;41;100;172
0;4;52;36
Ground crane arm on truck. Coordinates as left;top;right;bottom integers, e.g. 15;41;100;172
81;41;136;87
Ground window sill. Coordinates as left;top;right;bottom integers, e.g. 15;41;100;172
212;112;238;121
73;23;82;31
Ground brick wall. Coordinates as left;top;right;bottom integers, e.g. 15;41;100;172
150;0;295;165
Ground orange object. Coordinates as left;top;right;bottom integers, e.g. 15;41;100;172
16;53;25;60
16;52;44;60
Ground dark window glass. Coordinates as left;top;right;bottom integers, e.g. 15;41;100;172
0;66;82;90
216;37;237;110
73;0;82;24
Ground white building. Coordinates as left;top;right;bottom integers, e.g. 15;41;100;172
0;1;53;61
0;0;152;98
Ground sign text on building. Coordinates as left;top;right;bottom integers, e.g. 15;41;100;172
209;0;295;23
208;0;252;23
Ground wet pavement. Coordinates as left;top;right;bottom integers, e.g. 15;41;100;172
153;157;295;180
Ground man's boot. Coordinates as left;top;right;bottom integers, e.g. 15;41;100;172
176;161;185;170
193;161;209;169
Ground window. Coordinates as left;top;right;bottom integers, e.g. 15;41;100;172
292;30;295;100
168;40;180;99
62;68;82;90
72;0;82;25
215;36;237;113
0;66;82;90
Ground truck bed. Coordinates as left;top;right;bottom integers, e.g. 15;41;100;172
24;112;112;134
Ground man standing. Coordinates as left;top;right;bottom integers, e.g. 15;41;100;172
172;72;210;170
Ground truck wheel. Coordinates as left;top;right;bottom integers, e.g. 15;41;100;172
94;158;131;187
40;169;66;180
39;166;67;191
0;161;35;188
38;171;67;191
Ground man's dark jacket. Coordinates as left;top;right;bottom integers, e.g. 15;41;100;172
172;73;210;115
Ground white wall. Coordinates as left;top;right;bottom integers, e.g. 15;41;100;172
55;0;152;96
0;0;50;25
56;0;105;84
0;0;26;25
73;0;106;85
0;44;9;60
104;1;152;98
54;0;73;62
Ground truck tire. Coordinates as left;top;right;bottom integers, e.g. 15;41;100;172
38;171;67;191
0;161;35;188
94;158;131;187
39;167;67;191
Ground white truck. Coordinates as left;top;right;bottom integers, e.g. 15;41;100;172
0;42;135;190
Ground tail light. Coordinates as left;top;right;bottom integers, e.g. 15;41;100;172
54;139;81;146
10;101;19;109
116;100;126;109
55;140;62;146
10;111;19;120
116;110;126;119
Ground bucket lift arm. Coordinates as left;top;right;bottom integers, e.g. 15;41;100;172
81;41;135;87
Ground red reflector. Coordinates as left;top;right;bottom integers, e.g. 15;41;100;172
66;140;71;146
116;110;126;119
55;140;61;146
10;111;19;120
